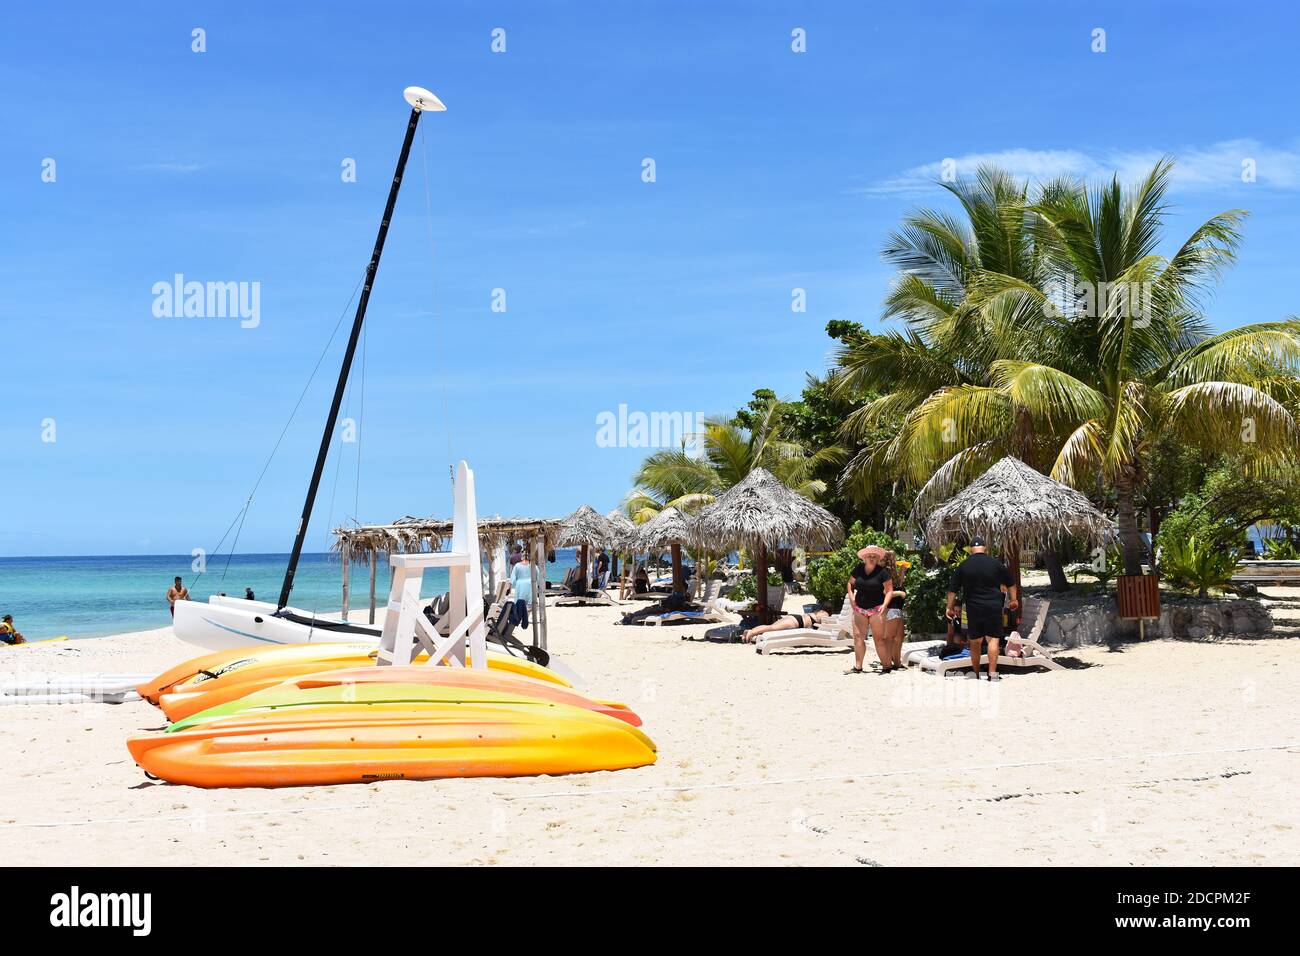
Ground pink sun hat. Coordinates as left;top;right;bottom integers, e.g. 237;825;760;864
857;544;886;561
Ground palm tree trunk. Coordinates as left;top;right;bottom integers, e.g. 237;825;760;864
1044;549;1071;591
755;542;769;623
1115;469;1146;576
670;543;683;592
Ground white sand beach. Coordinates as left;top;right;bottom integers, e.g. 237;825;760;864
2;592;1298;867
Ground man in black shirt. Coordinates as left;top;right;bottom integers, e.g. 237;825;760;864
945;536;1017;681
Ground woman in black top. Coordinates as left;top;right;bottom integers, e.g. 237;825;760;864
845;545;895;674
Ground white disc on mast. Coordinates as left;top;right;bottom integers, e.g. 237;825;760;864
403;86;446;112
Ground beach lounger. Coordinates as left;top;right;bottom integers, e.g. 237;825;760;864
753;596;854;654
546;565;581;596
643;580;730;625
553;570;618;606
914;598;1062;675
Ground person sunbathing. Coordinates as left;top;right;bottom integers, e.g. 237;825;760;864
741;604;834;644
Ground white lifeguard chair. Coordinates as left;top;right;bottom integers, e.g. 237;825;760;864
376;460;489;668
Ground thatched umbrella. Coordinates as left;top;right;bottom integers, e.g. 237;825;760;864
605;509;637;579
557;504;617;590
634;506;696;592
696;468;843;622
919;456;1116;587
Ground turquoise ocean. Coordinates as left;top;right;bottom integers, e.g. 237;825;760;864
0;550;581;641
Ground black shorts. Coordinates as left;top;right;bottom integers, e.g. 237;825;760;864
965;610;1003;640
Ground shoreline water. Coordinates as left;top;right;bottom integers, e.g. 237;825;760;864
0;550;583;641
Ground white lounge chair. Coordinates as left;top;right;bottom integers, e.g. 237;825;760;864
753;596;854;654
914;598;1062;676
643;580;733;625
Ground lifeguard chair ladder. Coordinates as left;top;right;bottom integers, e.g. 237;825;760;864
376;460;488;668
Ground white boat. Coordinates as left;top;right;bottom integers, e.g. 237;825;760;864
172;87;535;666
172;596;380;652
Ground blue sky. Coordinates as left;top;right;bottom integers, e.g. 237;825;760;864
3;0;1299;556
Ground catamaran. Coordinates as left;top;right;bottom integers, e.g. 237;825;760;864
173;86;487;654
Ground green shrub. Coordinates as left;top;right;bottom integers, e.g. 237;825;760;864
727;574;757;602
1159;535;1240;597
905;568;951;635
806;522;924;613
1263;537;1300;559
1155;493;1247;559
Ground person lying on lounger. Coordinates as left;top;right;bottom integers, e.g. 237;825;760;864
740;603;835;644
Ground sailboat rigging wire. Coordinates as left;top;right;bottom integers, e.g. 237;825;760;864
419;123;454;477
191;270;367;589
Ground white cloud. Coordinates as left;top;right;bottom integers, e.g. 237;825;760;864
857;140;1300;197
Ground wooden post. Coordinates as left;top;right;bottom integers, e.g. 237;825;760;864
580;543;590;593
528;536;540;648
368;550;377;624
670;542;683;592
341;538;351;620
532;535;548;650
755;541;769;623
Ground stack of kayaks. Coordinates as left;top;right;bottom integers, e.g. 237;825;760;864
129;645;656;788
138;641;568;722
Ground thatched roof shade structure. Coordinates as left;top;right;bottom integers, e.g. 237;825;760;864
634;506;695;554
332;516;560;560
604;509;638;553
919;456;1116;553
330;515;562;642
557;504;619;588
696;468;843;620
696;469;842;554
633;506;697;592
556;505;617;550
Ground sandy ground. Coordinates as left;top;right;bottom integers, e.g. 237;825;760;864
1;591;1298;867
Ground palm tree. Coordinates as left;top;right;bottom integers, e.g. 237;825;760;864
1001;159;1300;573
833;166;1071;584
624;396;835;584
839;158;1300;577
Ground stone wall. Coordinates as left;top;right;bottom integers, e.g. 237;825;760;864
1036;594;1275;648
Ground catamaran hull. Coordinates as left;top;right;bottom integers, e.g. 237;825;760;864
171;597;378;652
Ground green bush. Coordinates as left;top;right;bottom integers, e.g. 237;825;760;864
1263;537;1300;559
806;522;924;613
905;568;952;635
727;574;757;602
1155;492;1248;559
1159;535;1240;597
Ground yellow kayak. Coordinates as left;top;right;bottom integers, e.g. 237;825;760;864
128;692;657;788
140;641;570;721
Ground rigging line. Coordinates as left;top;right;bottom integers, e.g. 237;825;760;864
191;270;368;588
419;122;454;475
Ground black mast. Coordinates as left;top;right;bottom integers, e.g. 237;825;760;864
277;97;430;611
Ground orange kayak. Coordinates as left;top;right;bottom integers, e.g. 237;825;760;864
141;641;568;716
172;666;641;728
128;697;657;788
